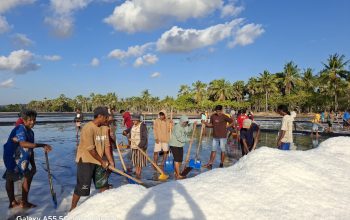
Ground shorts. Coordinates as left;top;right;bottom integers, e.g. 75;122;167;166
93;165;109;190
154;142;169;152
76;122;81;127
170;146;183;162
327;121;332;128
74;161;109;197
227;127;235;132
279;142;290;150
211;138;227;152
2;168;33;182
312;124;318;132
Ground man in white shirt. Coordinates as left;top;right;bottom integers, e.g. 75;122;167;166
276;105;293;150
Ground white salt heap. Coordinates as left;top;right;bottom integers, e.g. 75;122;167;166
68;137;350;220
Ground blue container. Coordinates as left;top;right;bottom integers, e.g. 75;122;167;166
189;159;201;169
164;156;174;173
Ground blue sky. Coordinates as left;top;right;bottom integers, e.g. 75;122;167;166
0;0;349;104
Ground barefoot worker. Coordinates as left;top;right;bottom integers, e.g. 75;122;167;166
74;108;84;138
276;105;293;150
239;119;260;156
203;105;234;169
3;110;52;208
153;110;172;170
70;107;114;211
126;113;148;179
169;115;196;179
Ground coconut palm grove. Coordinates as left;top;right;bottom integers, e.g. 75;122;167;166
1;53;349;113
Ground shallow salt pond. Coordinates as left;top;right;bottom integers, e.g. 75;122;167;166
0;121;327;219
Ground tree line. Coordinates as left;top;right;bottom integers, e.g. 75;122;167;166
1;53;349;113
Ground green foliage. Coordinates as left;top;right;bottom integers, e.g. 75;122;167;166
1;54;349;113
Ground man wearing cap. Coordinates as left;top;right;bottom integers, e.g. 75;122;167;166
240;119;260;155
70;106;114;211
202;105;234;169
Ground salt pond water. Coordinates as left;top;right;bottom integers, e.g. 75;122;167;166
0;121;328;219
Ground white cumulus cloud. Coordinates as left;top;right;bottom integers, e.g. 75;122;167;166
108;43;154;60
0;0;35;34
0;78;14;88
0;0;35;14
91;57;100;67
0;50;40;74
134;54;158;67
104;0;223;33
0;15;10;34
43;55;62;61
151;72;160;78
229;23;265;47
156;19;244;52
221;3;244;18
12;33;34;47
45;0;92;37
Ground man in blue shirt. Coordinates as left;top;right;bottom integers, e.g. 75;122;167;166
3;110;52;208
343;110;350;129
240;119;260;155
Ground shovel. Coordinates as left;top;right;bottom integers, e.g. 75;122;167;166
134;145;169;181
109;166;143;184
189;123;205;169
164;108;174;173
164;150;174;173
180;123;199;176
115;136;136;184
45;151;58;209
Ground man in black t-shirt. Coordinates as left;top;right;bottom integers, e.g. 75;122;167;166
240;119;260;156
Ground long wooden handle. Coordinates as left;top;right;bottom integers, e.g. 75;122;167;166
195;124;205;160
134;146;165;175
184;124;197;165
170;107;173;134
114;126;127;172
109;166;143;184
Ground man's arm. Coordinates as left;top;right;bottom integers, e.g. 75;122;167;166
19;142;52;152
104;145;115;168
88;149;109;169
153;120;159;143
253;126;260;150
277;130;286;147
242;139;249;155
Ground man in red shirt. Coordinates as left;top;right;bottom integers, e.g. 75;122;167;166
237;109;249;130
120;110;132;132
15;113;24;126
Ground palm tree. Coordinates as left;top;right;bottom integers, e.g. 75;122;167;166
246;77;262;111
141;89;151;112
178;85;191;97
282;61;300;95
232;81;245;102
302;68;316;92
320;53;350;111
258;70;278;112
191;80;207;104
208;79;233;101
